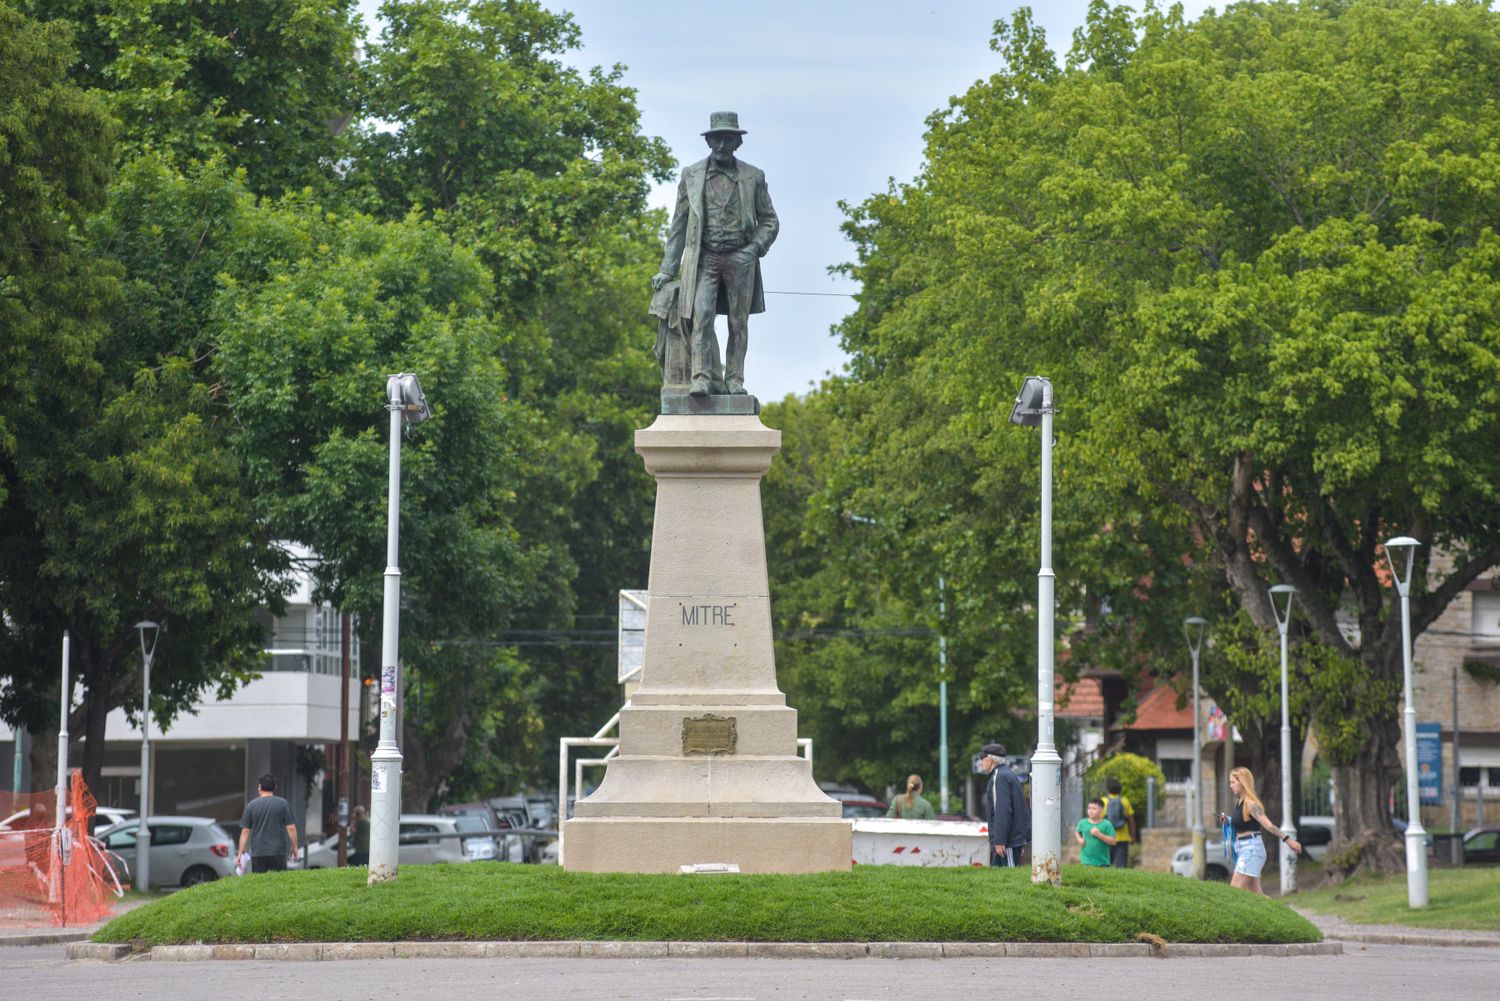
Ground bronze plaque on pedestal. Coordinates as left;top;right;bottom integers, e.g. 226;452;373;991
682;714;738;756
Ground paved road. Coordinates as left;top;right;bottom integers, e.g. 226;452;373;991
4;943;1499;1001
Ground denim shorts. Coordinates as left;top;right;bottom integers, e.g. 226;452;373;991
1233;834;1266;877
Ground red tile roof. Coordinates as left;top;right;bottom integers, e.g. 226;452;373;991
1055;677;1105;719
1122;682;1194;730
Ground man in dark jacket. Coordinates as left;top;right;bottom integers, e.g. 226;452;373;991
980;743;1030;867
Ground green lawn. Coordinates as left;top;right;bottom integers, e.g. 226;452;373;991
94;863;1319;946
1294;866;1500;931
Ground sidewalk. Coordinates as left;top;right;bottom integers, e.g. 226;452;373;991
1293;908;1500;949
0;896;148;948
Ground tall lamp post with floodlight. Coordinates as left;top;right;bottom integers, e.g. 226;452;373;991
368;373;431;885
1384;536;1428;908
1184;616;1207;880
1267;585;1298;895
134;620;159;892
1010;375;1061;887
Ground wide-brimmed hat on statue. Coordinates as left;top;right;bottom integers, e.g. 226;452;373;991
701;110;747;135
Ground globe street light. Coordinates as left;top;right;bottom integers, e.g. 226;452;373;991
1184;616;1207;880
134;620;159;892
1384;535;1428;908
1267;585;1298;895
1010;375;1061;886
368;373;431;885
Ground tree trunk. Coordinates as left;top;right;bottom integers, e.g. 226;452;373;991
1318;721;1404;882
401;673;474;812
79;652;114;796
27;726;57;797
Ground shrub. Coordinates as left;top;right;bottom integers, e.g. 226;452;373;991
1086;753;1167;821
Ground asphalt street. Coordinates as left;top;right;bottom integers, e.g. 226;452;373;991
4;943;1499;1001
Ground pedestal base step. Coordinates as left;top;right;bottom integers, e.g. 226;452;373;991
562;816;852;874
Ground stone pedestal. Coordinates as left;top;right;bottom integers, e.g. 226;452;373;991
562;413;850;873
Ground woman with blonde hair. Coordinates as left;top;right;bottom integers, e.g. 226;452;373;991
1219;767;1302;894
886;774;936;820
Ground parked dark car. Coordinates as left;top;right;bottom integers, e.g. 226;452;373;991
1391;817;1437;849
1462;826;1500;864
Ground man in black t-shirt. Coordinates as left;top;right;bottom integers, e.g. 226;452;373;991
237;772;299;873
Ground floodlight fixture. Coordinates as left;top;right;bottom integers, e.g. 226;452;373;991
1008;376;1050;427
386;373;431;425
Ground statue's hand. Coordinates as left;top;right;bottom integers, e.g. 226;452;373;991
650;272;672;291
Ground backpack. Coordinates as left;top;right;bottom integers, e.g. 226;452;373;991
1105;794;1126;830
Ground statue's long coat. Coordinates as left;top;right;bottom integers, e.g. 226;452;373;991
659;156;779;319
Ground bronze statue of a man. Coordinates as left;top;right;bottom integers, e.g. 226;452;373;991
652;111;779;397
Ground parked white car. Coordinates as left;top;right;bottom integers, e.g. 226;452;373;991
0;804;135;831
95;816;236;888
1171;815;1334;879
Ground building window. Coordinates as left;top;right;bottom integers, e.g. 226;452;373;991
1459;766;1499;788
1159;758;1192;783
1475;591;1500;640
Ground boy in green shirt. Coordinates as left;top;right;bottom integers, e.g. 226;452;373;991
1075;797;1118;867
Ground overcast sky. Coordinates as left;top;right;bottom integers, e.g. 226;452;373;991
359;2;1217;401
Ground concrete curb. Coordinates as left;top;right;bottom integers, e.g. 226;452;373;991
1290;908;1500;950
1321;931;1500;949
69;940;1343;962
0;930;96;948
64;942;132;960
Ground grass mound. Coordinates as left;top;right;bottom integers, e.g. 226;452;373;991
1294;866;1500;931
95;864;1320;946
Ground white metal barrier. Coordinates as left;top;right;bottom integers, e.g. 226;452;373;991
851;818;989;867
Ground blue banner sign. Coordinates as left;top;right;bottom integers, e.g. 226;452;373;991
1416;722;1443;805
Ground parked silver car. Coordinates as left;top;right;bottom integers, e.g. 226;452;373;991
300;814;492;868
95;816;236;888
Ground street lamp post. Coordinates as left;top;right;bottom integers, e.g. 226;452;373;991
1384;536;1428;908
1010;376;1061;887
1184;616;1207;880
368;373;431;885
1267;585;1298;895
938;574;948;813
134;621;159;893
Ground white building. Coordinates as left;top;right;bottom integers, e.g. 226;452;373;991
2;544;364;838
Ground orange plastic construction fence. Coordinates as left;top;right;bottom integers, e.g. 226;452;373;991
0;770;121;927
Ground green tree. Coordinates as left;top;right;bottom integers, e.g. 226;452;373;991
1;152;290;791
23;0;363;196
211;193;592;807
0;3;116;501
349;0;676;772
762;391;1036;797
830;0;1500;871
